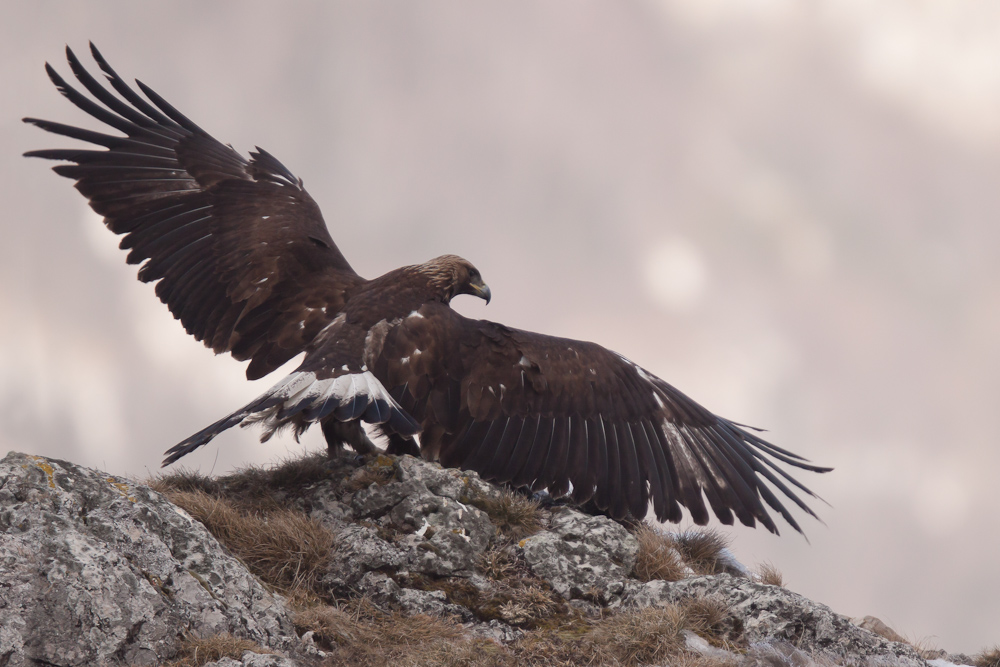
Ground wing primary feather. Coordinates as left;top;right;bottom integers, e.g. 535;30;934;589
134;79;209;136
738;426;832;471
601;417;626;520
499;415;540;484
695;424;774;528
43;61;138;136
645;421;684;523
631;420;667;521
680;426;739;527
89;42;181;129
566;416;593;504
717;421;828;503
700;424;793;533
586;417;609;510
538;416;571;497
482;417;525;482
616;422;648;519
461;417;510;474
65;46;162;129
663;423;711;525
23;118;125;149
514;417;554;490
438;420;486;465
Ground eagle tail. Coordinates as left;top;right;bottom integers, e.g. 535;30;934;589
161;369;419;466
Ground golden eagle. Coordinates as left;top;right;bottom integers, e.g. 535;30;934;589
25;45;830;534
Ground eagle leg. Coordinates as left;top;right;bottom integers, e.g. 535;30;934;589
384;433;421;457
321;418;376;456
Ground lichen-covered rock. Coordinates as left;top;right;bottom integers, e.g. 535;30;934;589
467;619;524;645
320;523;404;593
518;507;638;602
622;573;925;665
350;477;425;519
202;654;299;667
356;572;474;620
393;454;500;503
343;457;494;577
392;492;493;576
0;452;294;667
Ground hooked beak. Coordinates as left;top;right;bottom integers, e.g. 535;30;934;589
471;281;491;305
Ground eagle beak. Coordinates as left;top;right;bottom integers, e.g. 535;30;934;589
472;282;491;305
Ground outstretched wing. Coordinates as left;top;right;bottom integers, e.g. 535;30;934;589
374;303;830;535
24;44;363;379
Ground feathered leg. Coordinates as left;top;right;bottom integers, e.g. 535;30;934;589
385;433;421;457
321;418;377;455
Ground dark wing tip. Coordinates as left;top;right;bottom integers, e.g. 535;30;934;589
43;61;64;88
162;441;197;467
134;78;207;135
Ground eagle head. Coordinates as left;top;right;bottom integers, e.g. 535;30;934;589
422;254;491;305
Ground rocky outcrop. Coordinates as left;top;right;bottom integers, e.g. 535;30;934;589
0;452;293;666
518;507;638;603
623;574;927;665
0;450;974;667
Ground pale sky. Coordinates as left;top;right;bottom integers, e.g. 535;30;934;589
3;1;999;653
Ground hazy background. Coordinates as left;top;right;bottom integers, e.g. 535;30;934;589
3;0;998;653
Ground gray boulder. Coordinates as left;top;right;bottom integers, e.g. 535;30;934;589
393;454;500;502
0;452;294;667
356;571;474;620
518;507;639;603
203;654;300;667
320;523;404;593
622;573;926;665
343;456;494;577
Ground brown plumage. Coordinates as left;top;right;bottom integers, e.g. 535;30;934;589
26;44;831;534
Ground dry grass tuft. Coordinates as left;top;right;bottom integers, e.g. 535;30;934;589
511;598;734;667
975;646;1000;667
471;488;542;541
494;584;567;626
633;524;688;582
162;633;272;667
585;605;690;663
220;452;334;499
165;489;334;593
293;596;735;667
149;469;222;496
672;529;733;575
150;452;335;506
679;596;732;637
468;560;570;629
478;547;517;580
294;603;362;645
294;599;492;667
753;561;784;587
